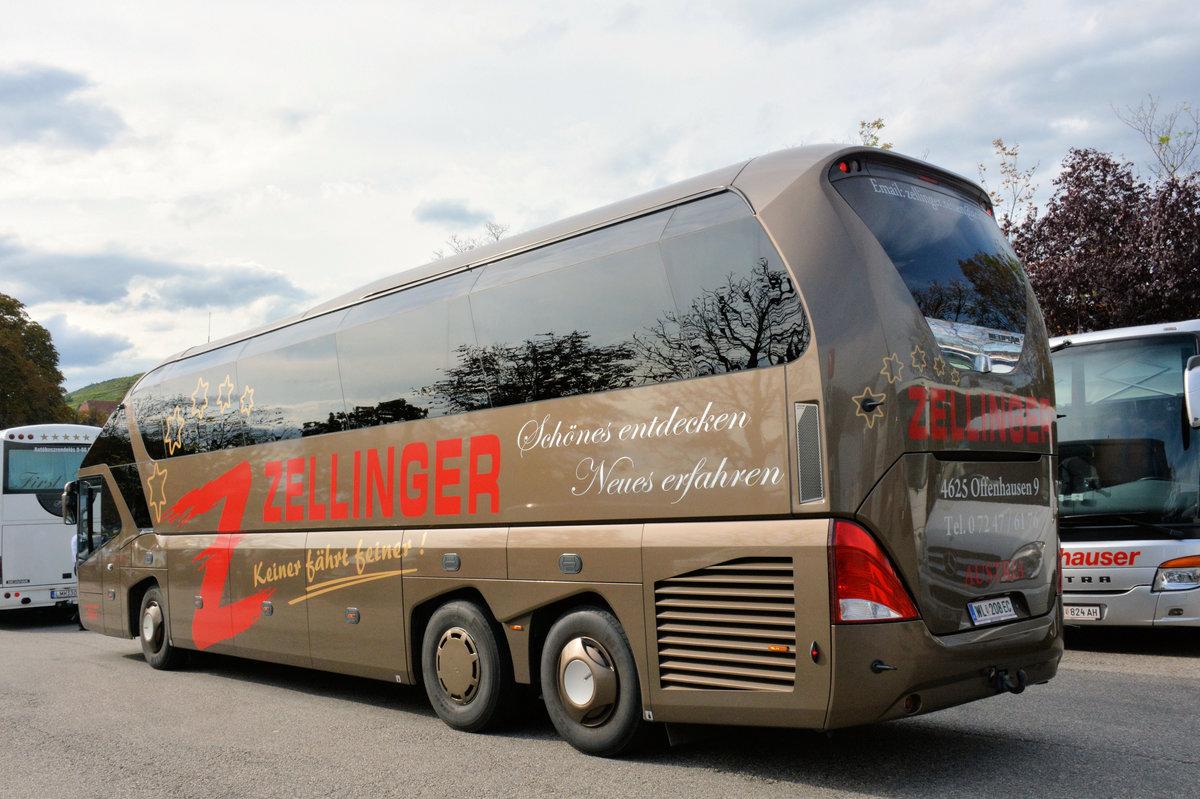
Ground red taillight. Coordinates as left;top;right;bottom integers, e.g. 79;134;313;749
830;520;919;623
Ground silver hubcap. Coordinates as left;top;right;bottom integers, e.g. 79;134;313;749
557;637;618;726
142;601;163;647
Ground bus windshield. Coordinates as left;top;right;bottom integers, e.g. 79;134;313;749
1054;334;1200;530
3;441;91;494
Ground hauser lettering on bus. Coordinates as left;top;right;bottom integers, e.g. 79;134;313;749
1060;550;1141;567
262;434;501;523
907;387;1052;443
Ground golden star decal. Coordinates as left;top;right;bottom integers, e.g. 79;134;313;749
190;377;210;418
950;367;962;386
852;386;887;429
240;385;255;416
910;345;927;373
216;374;235;414
880;353;904;384
146;463;168;522
165;405;186;455
933;355;947;378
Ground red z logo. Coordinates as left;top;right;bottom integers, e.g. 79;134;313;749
166;462;275;650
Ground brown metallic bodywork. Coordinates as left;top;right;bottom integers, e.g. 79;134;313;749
75;145;1062;733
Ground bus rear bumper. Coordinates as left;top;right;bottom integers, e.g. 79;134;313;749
824;607;1063;729
1;586;78;610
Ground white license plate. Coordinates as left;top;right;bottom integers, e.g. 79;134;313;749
1064;604;1102;620
51;588;77;599
968;596;1017;625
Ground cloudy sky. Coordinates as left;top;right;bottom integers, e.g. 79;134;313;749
2;0;1198;391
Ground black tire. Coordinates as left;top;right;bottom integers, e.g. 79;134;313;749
139;586;185;670
540;607;643;757
421;600;512;733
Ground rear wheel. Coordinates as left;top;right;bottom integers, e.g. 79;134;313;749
421;600;512;732
139;586;185;670
540;607;643;756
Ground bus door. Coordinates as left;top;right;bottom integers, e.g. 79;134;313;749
74;476;126;636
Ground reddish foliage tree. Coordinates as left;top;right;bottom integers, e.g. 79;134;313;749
1012;148;1200;335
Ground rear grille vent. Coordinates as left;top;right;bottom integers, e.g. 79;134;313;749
654;557;796;691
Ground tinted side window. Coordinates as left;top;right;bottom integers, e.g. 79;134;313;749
239;334;345;442
110;464;152;529
132;361;245;459
338;296;478;424
652;215;809;379
465;243;675;409
81;407;135;470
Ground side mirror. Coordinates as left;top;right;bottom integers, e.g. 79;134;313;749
62;481;78;525
1186;355;1200;428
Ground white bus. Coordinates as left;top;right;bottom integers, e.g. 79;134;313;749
1052;320;1200;626
1;424;99;611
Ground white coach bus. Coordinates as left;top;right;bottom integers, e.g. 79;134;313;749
1052;320;1200;626
1;424;99;610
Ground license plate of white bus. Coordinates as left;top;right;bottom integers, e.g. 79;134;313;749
51;588;77;599
1064;604;1102;620
967;596;1017;625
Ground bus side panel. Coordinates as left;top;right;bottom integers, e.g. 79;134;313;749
306;529;410;681
165;533;237;655
641;519;831;728
229;532;310;667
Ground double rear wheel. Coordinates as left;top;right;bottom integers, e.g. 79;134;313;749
540;607;643;756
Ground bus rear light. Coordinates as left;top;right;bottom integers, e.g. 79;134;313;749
1152;555;1200;592
830;521;920;623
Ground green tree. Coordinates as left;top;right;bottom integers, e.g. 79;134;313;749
858;118;893;150
0;293;75;427
1114;95;1199;180
977;138;1039;235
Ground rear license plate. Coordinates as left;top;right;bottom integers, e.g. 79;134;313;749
1064;604;1102;620
968;596;1017;625
51;588;77;599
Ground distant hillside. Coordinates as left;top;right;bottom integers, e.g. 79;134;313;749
65;374;143;410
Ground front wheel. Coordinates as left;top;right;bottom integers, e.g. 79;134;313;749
139;586;185;670
540;607;643;756
421;600;513;732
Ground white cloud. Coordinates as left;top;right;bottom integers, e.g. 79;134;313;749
0;0;1197;390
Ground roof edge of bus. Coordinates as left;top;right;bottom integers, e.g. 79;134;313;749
156;143;915;369
0;423;102;436
1049;319;1200;347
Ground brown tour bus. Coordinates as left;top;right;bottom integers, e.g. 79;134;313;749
65;144;1062;756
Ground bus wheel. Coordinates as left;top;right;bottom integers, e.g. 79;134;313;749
139;587;184;670
541;607;643;756
421;601;511;732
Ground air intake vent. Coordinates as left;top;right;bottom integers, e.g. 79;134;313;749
795;402;824;503
654;557;796;691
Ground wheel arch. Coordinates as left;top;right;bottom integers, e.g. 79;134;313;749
526;591;618;689
409;587;504;686
126;576;161;639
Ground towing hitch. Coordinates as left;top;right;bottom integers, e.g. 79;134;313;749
989;667;1028;695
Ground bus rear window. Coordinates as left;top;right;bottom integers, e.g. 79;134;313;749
831;161;1030;373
